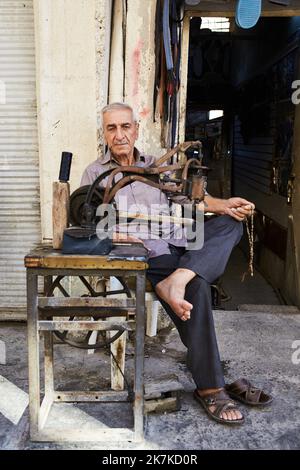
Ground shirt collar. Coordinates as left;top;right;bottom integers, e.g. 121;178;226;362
100;147;144;165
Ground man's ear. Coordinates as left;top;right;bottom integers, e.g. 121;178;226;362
135;122;140;139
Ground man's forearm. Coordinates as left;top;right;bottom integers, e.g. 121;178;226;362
203;195;226;214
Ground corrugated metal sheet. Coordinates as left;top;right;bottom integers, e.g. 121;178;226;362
233;115;275;195
0;0;41;307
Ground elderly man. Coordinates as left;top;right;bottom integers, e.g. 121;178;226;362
81;102;256;425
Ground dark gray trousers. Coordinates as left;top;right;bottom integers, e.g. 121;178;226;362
146;215;243;390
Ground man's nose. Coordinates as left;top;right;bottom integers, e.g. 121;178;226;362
115;126;125;140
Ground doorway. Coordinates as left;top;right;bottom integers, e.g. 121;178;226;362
181;11;300;308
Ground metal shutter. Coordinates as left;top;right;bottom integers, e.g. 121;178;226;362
0;0;40;307
233;115;275;195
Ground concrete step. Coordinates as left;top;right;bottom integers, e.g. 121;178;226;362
237;304;300;314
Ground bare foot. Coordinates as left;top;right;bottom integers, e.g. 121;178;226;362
197;388;243;422
155;269;194;320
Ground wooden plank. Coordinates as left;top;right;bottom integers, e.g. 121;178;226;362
38;296;136;309
110;320;127;391
27;257;148;270
27;272;40;438
144;376;184;400
44;332;54;397
144;396;179;414
39;394;53;430
178;14;190;144
25;245;148;266
25;255;148;270
53;391;129;402
38;320;135;332
52;182;69;250
39;309;131;318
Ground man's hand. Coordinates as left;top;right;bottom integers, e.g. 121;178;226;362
203;195;255;222
223;198;255;222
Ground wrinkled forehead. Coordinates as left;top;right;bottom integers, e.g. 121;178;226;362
103;109;135;127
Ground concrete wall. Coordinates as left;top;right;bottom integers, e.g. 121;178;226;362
34;0;165;241
34;0;101;241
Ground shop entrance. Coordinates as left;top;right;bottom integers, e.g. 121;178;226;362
182;10;300;308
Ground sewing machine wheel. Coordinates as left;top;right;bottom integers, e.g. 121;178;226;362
45;275;132;349
69;185;105;227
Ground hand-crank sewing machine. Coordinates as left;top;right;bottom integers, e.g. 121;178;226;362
67;141;208;231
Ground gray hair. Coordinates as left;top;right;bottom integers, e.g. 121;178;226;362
101;102;138;123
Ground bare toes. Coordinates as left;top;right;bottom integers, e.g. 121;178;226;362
181;300;193;310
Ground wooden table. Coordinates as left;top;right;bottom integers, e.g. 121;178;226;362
24;245;148;443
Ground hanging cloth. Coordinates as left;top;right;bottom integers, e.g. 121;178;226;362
163;0;176;95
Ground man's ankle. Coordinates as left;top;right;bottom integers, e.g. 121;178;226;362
197;387;223;397
172;268;196;283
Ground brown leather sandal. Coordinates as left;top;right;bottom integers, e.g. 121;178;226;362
225;378;273;406
193;389;245;425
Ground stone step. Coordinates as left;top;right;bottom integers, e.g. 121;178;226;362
237;304;300;314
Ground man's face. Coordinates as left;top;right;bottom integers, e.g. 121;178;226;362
103;109;139;161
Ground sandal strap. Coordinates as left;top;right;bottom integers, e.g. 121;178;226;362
227;378;262;403
202;389;239;419
214;401;237;418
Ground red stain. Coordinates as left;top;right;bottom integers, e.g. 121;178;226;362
139;107;150;119
131;39;143;106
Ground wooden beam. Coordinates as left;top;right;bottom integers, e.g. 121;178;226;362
38;320;135;331
53;390;128;402
38;296;136;309
179;14;191;144
25;255;148;270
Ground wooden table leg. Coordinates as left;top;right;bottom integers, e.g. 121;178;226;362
134;271;146;442
26;270;40;438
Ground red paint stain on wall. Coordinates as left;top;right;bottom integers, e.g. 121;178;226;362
139;107;150;119
131;39;143;107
